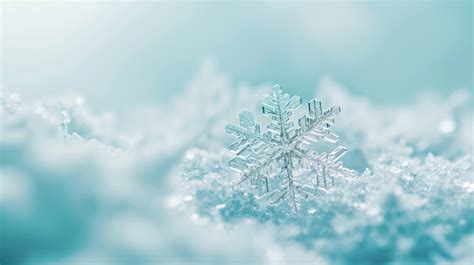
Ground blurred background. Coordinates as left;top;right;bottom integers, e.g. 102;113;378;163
1;1;473;265
2;1;472;110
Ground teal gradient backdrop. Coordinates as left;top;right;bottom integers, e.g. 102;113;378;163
2;1;472;109
1;2;473;264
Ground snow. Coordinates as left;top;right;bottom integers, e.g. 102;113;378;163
0;62;472;264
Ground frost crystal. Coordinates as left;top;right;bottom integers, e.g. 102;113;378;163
225;85;355;210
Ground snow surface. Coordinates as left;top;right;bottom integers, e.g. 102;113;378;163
1;61;472;264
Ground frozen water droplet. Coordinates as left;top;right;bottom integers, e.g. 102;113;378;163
215;204;226;209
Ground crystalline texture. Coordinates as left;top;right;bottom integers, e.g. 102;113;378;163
225;85;355;211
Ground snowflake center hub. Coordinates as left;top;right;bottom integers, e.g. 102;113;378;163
281;144;291;153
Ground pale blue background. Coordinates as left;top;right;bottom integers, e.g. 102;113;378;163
1;2;473;264
2;1;472;110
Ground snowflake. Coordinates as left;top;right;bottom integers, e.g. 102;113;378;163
225;85;355;211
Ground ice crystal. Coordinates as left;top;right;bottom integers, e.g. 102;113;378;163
225;85;355;210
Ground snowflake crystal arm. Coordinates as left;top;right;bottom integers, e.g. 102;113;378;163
296;98;341;144
225;111;281;190
261;85;302;144
291;91;356;181
225;85;355;211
